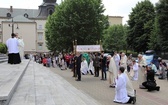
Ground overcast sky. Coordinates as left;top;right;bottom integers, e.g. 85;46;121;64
0;0;158;24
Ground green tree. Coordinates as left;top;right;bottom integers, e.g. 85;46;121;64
127;0;155;52
155;0;168;52
148;17;161;52
103;24;127;51
45;0;109;52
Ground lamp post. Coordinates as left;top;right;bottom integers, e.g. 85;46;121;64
8;18;19;33
12;18;14;33
8;6;19;33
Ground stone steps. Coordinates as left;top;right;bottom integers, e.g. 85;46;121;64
0;60;30;105
0;54;8;63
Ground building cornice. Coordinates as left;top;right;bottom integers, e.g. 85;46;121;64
108;16;123;18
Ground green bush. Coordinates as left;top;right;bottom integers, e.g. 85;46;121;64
0;43;7;54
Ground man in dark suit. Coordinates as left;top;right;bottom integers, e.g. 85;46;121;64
100;52;107;80
76;52;82;81
93;53;100;77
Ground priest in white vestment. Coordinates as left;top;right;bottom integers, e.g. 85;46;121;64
88;59;94;75
60;58;66;70
81;58;89;75
120;53;127;70
18;37;24;60
108;55;118;87
114;51;120;70
15;33;24;60
138;54;147;88
131;59;139;81
124;71;136;97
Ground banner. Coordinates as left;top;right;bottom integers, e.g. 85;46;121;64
76;45;103;52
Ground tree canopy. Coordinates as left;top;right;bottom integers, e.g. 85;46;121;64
45;0;109;52
127;0;155;52
155;0;168;52
103;24;127;52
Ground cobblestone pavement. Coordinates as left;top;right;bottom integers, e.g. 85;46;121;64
50;66;168;105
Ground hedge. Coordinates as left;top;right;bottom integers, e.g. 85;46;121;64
0;43;7;54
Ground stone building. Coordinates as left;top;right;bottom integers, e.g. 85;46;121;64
0;0;122;53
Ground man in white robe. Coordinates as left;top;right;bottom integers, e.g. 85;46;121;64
124;71;136;97
88;59;94;75
131;59;139;81
108;55;118;87
58;53;63;67
18;38;24;59
114;67;136;104
15;33;24;60
60;58;66;70
114;51;120;70
120;53;127;70
81;58;89;75
138;54;147;88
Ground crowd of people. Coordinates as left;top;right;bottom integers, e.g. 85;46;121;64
5;33;168;104
31;51;168;104
66;51;168;104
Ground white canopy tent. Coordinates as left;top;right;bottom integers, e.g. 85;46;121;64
75;45;103;52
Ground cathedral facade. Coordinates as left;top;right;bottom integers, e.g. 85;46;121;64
0;0;122;53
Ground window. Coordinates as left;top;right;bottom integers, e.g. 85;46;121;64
6;13;11;17
38;43;43;50
38;32;43;40
24;13;28;18
38;25;42;29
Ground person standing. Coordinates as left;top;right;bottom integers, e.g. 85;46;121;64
76;52;82;81
120;53;127;70
114;51;120;71
138;54;147;89
108;55;117;87
88;53;94;75
55;55;58;66
93;53;100;77
15;33;24;60
113;67;136;104
100;52;107;80
72;54;76;77
158;57;167;79
131;59;139;81
127;56;133;72
6;33;21;64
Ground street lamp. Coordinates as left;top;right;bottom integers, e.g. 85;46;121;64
8;6;19;33
8;19;19;33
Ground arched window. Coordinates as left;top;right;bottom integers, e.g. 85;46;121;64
6;13;11;17
24;13;28;18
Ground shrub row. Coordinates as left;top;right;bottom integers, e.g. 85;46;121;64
0;43;7;54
